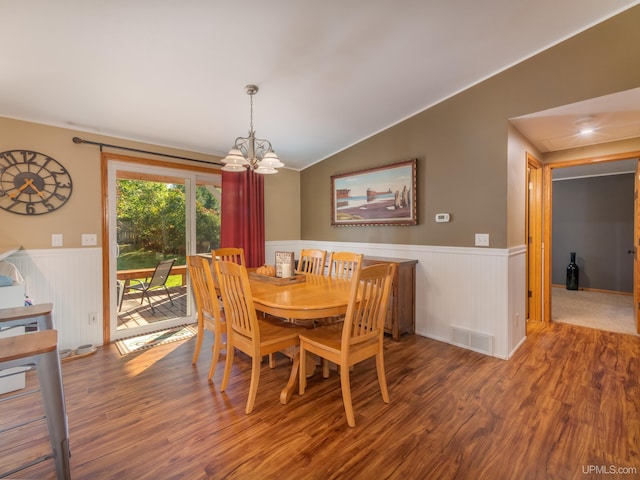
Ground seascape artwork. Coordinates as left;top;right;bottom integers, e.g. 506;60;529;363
331;160;417;226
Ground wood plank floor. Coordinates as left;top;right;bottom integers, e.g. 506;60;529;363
1;321;639;479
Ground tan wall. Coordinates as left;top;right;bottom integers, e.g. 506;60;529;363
301;5;640;248
0;117;222;249
507;125;543;247
264;168;300;240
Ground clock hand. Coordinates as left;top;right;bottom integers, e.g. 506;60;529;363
8;181;30;199
24;178;46;198
8;178;45;199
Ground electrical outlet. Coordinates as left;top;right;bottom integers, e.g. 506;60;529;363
82;234;97;246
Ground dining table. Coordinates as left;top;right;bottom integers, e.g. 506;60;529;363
248;273;353;404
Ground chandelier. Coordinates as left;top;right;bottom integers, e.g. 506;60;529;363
221;84;284;174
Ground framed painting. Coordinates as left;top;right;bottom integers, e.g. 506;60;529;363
331;159;417;226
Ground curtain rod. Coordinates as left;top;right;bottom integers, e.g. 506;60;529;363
71;136;223;167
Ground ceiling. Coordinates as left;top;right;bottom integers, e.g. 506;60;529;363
1;1;639;171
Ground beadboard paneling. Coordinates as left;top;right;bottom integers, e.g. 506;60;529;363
6;248;103;350
267;241;527;359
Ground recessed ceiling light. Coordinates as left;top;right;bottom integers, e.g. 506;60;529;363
579;127;595;135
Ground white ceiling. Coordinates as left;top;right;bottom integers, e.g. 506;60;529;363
1;1;639;171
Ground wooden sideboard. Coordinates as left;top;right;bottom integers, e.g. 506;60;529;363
362;256;417;341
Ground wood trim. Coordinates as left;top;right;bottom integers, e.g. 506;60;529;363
542;150;640;325
545;151;640;169
635;160;640;334
101;153;110;344
101;152;223;175
543;163;553;323
526;153;543;322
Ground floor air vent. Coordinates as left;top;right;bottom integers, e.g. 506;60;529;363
451;326;493;355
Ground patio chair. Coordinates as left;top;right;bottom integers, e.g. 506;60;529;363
120;258;176;313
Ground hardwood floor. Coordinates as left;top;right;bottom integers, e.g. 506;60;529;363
1;321;639;479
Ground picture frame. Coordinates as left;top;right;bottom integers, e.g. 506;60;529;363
331;159;417;226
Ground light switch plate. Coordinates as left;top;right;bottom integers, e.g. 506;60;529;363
51;233;63;247
475;233;489;247
82;233;97;246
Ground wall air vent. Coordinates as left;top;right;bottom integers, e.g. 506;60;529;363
451;326;493;356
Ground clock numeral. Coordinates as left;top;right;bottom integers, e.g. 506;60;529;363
0;151;18;166
22;151;38;163
43;201;55;212
0;189;6;197
49;167;69;177
26;203;36;215
56;181;72;189
53;193;67;201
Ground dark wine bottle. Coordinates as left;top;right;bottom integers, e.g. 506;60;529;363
566;252;579;290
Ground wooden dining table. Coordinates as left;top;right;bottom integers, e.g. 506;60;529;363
248;273;352;404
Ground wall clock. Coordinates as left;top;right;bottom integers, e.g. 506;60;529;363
0;150;73;215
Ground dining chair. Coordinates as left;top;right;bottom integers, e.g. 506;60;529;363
320;251;364;331
211;247;246;266
211;247;276;363
296;249;327;275
327;251;363;279
213;259;307;414
186;255;226;382
299;262;396;427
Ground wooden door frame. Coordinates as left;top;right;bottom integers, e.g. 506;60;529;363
635;160;640;333
526;153;543;322
542;150;640;326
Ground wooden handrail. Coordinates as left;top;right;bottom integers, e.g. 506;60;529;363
116;265;187;286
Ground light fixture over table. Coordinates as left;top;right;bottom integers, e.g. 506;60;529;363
221;84;284;174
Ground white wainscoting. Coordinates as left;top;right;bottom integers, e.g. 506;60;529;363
6;248;103;350
267;241;527;359
4;243;527;358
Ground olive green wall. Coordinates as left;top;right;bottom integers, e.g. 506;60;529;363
300;5;640;249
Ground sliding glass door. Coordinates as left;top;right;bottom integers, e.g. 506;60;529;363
107;159;220;341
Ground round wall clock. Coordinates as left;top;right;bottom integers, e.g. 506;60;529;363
0;150;73;215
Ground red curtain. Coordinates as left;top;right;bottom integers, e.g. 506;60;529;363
221;169;265;268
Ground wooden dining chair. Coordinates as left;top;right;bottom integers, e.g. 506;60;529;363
296;249;327;275
213;259;307;414
186;256;226;382
211;247;246;266
299;262;396;427
212;247;279;364
327;251;363;279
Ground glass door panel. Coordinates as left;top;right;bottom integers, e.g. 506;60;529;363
116;176;188;331
107;160;221;341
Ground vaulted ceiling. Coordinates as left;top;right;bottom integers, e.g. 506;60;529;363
1;1;639;170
